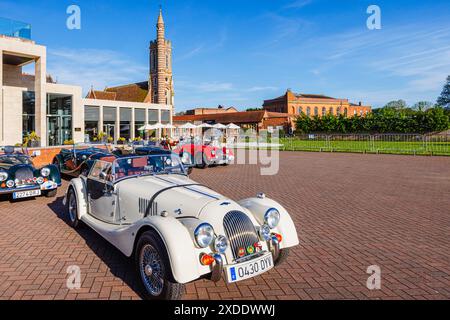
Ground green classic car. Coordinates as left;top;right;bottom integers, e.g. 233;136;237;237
0;146;61;200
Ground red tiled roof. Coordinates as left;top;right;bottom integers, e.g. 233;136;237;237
173;110;291;124
86;81;149;102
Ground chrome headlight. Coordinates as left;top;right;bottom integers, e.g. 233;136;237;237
194;223;215;248
214;235;229;254
0;172;8;182
40;167;51;177
6;180;15;188
264;208;280;229
259;224;271;241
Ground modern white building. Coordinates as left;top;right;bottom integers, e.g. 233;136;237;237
0;15;173;147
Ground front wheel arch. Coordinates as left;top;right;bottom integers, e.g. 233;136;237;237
132;225;177;281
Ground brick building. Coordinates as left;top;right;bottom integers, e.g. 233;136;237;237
173;110;293;132
263;89;372;118
184;105;238;115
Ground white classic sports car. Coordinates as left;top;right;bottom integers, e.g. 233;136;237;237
64;153;299;300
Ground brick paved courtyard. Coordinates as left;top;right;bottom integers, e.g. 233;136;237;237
0;152;449;300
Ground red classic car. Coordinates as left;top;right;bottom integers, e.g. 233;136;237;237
173;142;234;169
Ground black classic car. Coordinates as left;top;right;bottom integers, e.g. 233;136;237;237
0;146;61;200
130;146;193;174
52;143;115;177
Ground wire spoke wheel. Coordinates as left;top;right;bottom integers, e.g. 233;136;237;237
139;244;165;296
68;191;77;222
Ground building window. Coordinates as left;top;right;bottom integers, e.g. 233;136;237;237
47;94;72;146
161;110;171;124
22;91;35;143
166;54;169;68
148;109;159;124
306;107;311;116
135;109;146;138
298;106;303;114
337;107;341;116
85;106;100;142
103;106;117;142
322;107;326;116
360;110;364;116
329;107;334;115
119;108;132;141
314;107;318;116
344;108;348;117
354;110;357;116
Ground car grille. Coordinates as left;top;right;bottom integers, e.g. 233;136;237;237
223;210;259;260
15;167;35;186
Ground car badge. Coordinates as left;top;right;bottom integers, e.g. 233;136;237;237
247;245;255;255
254;242;262;252
238;248;246;257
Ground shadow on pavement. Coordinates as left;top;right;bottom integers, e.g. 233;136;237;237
47;196;144;299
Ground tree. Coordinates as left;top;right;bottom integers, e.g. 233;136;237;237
412;101;433;112
384;100;407;110
437;75;450;108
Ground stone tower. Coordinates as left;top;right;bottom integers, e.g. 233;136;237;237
149;9;174;106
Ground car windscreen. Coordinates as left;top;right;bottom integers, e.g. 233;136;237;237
112;154;185;180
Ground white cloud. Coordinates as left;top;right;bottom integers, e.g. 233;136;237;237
176;80;234;93
46;47;147;93
283;0;312;9
246;86;278;92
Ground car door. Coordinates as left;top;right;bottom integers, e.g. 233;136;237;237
86;160;117;224
60;149;75;171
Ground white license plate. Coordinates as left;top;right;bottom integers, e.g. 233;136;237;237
225;253;274;283
13;189;41;199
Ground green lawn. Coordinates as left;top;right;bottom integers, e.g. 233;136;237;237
279;138;450;156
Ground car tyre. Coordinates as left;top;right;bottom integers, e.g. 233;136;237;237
195;152;208;169
66;188;81;228
45;189;57;198
135;231;184;300
274;248;290;266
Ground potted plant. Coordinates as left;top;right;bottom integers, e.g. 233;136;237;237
25;131;40;147
117;137;126;145
96;131;106;142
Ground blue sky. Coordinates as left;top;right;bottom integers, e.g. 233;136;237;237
2;0;450;111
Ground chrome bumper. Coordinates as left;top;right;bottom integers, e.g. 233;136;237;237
211;254;223;282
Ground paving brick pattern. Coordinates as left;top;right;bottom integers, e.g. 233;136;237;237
0;152;449;300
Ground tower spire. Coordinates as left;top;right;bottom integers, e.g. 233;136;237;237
156;6;165;40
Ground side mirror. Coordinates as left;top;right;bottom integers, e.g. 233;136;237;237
99;172;107;180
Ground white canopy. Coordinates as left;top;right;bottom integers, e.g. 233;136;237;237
163;123;176;129
138;123;164;130
197;123;213;128
226;123;240;129
179;123;198;129
138;124;154;131
213;123;227;129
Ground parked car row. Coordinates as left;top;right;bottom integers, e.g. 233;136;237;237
1;142;299;301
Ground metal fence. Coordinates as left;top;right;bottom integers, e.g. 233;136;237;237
280;134;450;156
